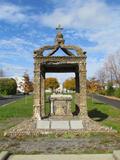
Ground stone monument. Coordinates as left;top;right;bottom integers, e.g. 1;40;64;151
4;25;115;137
33;25;87;121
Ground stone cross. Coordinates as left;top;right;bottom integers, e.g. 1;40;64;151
56;24;63;32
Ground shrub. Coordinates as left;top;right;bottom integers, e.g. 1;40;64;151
0;78;17;95
106;82;114;96
114;88;120;98
99;89;106;95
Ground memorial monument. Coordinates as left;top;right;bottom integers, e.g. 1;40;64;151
4;26;114;137
33;25;88;122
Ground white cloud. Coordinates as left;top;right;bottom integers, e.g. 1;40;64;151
39;0;120;55
40;0;116;29
0;62;32;77
0;37;37;48
85;28;120;54
0;37;36;65
0;2;28;23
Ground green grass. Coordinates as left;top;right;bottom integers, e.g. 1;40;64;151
87;97;120;118
87;97;120;131
0;94;120;132
0;96;33;120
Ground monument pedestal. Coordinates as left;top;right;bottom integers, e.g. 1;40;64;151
50;94;72;116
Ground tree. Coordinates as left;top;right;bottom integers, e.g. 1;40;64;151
114;88;120;98
97;52;120;87
23;73;33;94
0;78;17;95
63;77;75;91
87;77;102;93
107;52;120;86
106;82;114;96
97;67;107;88
45;77;59;91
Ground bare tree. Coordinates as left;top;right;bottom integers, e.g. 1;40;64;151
104;61;113;82
97;67;107;86
106;52;120;86
97;51;120;87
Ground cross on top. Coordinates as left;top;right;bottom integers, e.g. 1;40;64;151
56;24;63;32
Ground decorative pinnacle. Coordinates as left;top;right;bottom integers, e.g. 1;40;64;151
56;24;63;32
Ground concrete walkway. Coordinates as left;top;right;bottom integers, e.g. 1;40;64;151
8;154;114;160
0;150;120;160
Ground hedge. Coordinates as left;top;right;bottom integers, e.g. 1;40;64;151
0;78;17;95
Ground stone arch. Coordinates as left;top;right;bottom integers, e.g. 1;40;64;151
33;29;87;120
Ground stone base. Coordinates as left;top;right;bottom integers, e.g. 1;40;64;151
37;120;50;129
36;120;83;130
70;120;83;129
4;117;117;138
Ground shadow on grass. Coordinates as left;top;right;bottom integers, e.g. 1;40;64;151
88;108;108;121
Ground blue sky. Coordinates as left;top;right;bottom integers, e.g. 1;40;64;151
0;0;120;83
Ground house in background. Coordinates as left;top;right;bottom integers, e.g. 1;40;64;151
12;76;24;93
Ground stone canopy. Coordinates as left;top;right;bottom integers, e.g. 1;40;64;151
33;27;87;120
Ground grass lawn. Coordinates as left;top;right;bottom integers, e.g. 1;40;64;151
0;94;120;132
0;96;33;120
87;97;120;132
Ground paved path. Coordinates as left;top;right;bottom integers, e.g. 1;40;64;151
89;94;120;109
0;95;25;107
8;154;114;160
1;150;120;160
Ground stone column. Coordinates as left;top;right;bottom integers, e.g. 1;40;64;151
33;53;41;120
79;59;88;118
41;72;45;118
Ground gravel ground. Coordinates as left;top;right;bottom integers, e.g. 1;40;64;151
0;134;120;154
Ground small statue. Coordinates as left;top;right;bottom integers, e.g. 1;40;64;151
55;31;65;45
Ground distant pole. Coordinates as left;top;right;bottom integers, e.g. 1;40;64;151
92;92;94;105
24;94;28;104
